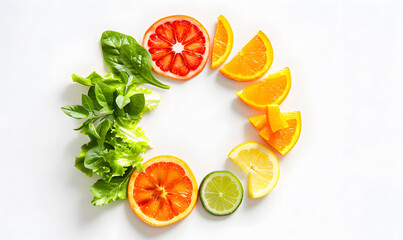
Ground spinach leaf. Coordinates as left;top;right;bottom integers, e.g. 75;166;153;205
100;31;136;76
121;44;170;89
124;93;145;116
100;30;170;89
116;95;131;109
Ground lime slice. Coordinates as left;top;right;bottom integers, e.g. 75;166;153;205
199;171;243;216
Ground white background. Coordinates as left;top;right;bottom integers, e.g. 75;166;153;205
0;0;402;239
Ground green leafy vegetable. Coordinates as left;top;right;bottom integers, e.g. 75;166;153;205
62;31;163;206
61;105;89;119
100;30;170;89
90;167;134;206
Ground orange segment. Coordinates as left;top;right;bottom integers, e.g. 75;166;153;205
211;15;234;69
258;111;301;155
236;67;291;110
219;31;273;81
127;155;198;227
248;115;267;130
266;105;289;132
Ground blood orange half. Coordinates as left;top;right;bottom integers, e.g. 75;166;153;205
143;15;210;81
127;155;198;227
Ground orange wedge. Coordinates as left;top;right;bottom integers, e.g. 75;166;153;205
211;15;233;69
219;31;273;81
236;67;291;110
258;111;301;155
266;105;289;132
127;155;198;227
248;115;267;130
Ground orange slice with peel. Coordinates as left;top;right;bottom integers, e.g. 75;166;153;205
266;104;289;132
127;155;198;227
248;115;267;130
258;111;301;155
219;31;273;81
236;67;291;110
143;15;210;81
211;15;233;69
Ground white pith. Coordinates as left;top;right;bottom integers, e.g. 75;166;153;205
172;42;184;53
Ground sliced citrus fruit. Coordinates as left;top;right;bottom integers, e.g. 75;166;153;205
236;67;291;110
219;31;273;81
259;111;302;155
143;15;210;81
228;142;279;198
266;104;289;132
248;115;267;130
211;15;233;69
127;155;198;227
199;171;243;216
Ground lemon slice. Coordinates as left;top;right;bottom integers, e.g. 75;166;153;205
228;142;279;198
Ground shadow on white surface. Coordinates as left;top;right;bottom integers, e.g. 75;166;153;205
123;201;178;236
214;70;248;91
64;136;119;223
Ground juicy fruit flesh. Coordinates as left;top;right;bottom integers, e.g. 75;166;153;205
147;20;207;77
267;105;289;132
242;75;288;105
203;175;240;212
132;162;193;221
257;111;301;155
212;20;228;63
261;117;298;153
228;143;279;198
249;115;268;130
222;34;267;76
237;148;273;180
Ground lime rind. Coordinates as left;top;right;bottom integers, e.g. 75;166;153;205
199;171;243;216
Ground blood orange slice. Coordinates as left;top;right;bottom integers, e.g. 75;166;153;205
143;15;210;81
127;155;198;227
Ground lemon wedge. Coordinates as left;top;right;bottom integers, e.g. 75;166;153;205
228;142;279;198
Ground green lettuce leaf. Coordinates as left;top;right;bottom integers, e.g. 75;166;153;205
113;117;150;147
90;167;134;206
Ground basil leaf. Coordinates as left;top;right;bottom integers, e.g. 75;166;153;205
99;107;114;115
88;122;101;140
121;44;170;89
95;82;113;108
88;86;102;111
86;71;104;84
82;94;94;112
61;105;89;119
74;119;92;131
102;80;124;90
116;95;130;109
72;74;92;86
96;119;112;142
124;93;145;116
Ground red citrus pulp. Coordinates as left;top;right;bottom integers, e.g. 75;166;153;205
143;15;210;80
